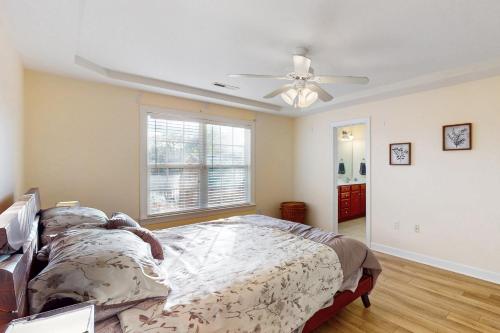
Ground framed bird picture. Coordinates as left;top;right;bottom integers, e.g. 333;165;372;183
389;142;411;165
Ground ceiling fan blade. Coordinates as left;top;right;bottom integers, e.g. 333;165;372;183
263;84;293;99
228;74;290;80
308;82;334;102
293;55;311;74
313;75;369;85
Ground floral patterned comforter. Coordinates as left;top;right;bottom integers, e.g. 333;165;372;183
118;220;343;333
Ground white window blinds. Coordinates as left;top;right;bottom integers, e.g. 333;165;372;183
146;112;252;216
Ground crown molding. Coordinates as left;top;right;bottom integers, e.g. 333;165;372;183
75;55;282;113
75;55;500;117
304;58;500;116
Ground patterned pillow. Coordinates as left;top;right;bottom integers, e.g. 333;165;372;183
40;207;108;245
106;212;140;229
121;227;164;260
28;228;170;314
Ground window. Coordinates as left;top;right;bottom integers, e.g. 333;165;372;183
142;108;254;218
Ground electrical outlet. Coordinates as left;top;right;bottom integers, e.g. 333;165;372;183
394;221;400;230
414;224;420;233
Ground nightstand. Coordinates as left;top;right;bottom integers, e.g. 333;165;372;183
5;303;94;333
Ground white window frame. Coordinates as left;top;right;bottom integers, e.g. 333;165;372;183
140;106;256;221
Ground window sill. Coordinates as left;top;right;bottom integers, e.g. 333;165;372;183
140;203;256;225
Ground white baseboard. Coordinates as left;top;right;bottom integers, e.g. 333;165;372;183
371;243;500;284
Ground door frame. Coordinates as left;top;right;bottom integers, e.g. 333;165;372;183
331;118;371;247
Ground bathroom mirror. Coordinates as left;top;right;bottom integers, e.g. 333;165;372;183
337;125;366;184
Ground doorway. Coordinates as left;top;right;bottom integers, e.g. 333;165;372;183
332;119;371;246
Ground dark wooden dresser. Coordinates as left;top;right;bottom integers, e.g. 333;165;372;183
338;184;366;222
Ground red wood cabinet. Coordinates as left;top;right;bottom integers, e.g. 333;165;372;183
338;183;366;222
351;189;362;216
360;188;366;216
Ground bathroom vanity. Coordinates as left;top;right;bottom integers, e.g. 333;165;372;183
337;124;367;223
338;183;366;222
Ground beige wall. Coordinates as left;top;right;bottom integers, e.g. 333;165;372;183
294;75;500;274
24;70;294;224
0;19;23;212
24;67;500;275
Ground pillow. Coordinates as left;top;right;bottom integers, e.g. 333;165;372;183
121;227;164;260
106;212;140;229
40;207;107;245
28;228;169;314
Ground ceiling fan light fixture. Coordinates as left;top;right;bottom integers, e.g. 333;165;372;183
280;89;296;105
280;87;318;108
229;48;369;109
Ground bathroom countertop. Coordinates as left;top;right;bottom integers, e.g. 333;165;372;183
337;180;366;186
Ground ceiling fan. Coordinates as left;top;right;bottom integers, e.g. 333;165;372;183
229;47;369;109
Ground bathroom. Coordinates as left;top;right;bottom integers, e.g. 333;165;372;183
337;124;367;243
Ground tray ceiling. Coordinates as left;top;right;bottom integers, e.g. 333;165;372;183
2;0;500;116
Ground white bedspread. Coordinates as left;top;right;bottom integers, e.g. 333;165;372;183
118;219;343;333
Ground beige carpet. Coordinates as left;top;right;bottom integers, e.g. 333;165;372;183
338;217;366;244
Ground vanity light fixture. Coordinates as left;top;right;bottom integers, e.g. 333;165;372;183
340;130;354;141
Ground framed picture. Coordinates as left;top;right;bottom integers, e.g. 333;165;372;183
443;123;472;151
389;142;411;165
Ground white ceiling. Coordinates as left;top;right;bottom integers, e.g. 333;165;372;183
2;0;500;116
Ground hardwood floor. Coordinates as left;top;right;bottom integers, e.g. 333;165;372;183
315;252;500;333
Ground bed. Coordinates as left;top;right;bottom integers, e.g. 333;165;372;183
0;189;381;333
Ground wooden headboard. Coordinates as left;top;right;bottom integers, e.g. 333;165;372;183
0;188;41;330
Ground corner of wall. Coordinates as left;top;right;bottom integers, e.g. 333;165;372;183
0;18;24;209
